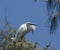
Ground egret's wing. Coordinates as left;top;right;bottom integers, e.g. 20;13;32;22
16;24;27;38
15;28;23;41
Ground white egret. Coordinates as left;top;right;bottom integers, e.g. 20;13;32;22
12;22;36;41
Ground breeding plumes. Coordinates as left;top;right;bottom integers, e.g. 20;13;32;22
13;22;36;41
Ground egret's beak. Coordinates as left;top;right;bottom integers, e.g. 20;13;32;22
30;24;37;26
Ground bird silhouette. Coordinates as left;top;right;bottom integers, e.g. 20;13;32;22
11;22;36;41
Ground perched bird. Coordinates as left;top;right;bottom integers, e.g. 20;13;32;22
14;22;36;41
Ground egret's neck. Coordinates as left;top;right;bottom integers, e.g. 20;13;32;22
26;24;31;31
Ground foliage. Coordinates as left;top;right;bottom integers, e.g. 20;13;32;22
47;0;60;34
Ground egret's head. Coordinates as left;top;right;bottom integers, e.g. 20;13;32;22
26;22;36;35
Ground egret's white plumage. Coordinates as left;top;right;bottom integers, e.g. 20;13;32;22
12;22;36;41
30;25;36;31
16;24;27;34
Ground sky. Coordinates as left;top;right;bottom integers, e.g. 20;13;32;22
0;0;60;50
